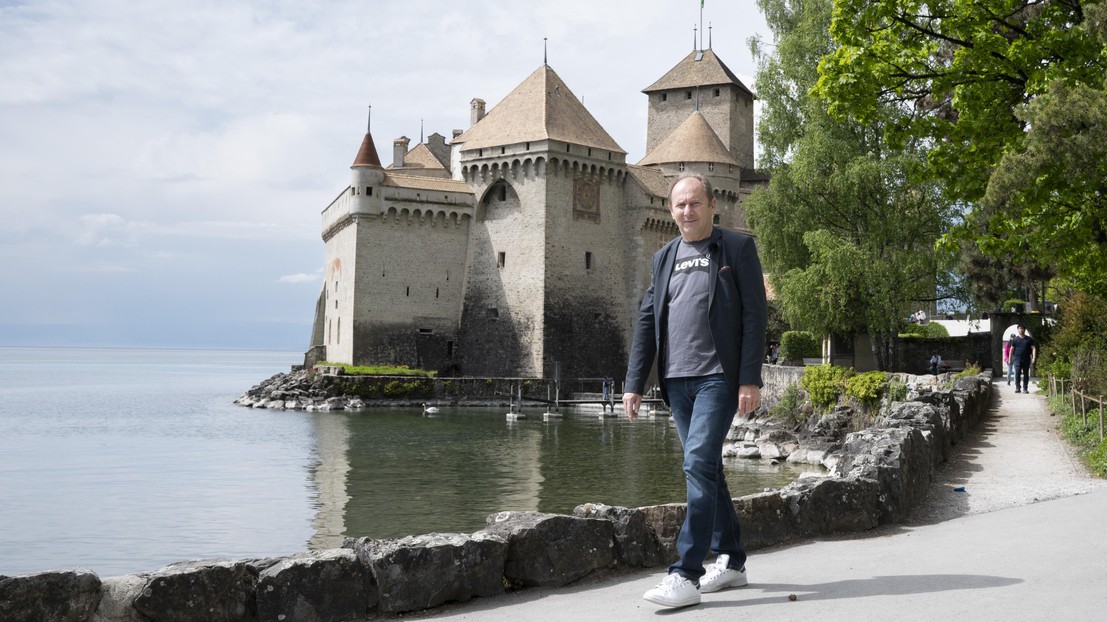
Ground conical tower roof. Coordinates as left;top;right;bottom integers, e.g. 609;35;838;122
455;65;624;153
643;49;753;96
351;132;382;168
637;111;739;167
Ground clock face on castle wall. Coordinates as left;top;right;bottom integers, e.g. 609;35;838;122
572;178;601;223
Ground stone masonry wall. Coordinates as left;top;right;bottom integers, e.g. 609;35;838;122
7;375;993;621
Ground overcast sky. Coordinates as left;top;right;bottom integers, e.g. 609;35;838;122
0;0;770;351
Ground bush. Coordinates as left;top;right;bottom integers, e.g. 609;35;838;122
898;322;950;338
1054;395;1107;477
845;371;888;408
768;382;803;426
781;331;820;362
1003;298;1026;312
887;377;908;403
953;363;982;380
801;364;854;409
1039;291;1107;394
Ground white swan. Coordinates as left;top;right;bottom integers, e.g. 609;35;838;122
422;403;440;414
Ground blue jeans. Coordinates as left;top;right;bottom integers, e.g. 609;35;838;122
1006;361;1014;383
666;374;745;581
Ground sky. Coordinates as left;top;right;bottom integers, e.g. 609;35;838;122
0;0;771;351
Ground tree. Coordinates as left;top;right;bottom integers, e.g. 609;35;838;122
747;0;954;370
816;0;1107;296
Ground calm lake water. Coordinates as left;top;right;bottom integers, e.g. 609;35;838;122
0;347;812;577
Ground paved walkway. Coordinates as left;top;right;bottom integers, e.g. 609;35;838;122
413;378;1107;620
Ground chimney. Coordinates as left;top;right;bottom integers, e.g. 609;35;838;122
393;136;410;168
470;98;486;127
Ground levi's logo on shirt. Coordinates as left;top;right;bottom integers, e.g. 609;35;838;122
673;255;710;274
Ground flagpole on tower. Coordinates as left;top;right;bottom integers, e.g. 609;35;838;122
699;0;704;49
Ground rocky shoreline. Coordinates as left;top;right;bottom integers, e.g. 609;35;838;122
2;372;993;621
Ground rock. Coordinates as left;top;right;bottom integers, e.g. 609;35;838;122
0;569;101;622
572;503;665;568
91;574;146;622
637;503;684;564
131;560;258;622
734;491;794;549
256;549;370;622
780;475;882;536
478;512;614;588
345;532;505;614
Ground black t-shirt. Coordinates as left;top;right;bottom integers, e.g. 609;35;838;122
1011;335;1035;363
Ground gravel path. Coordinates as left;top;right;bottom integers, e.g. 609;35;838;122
906;377;1107;524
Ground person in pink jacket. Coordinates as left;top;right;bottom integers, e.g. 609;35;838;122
1003;333;1015;385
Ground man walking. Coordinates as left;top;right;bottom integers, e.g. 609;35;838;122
1011;324;1037;393
623;173;768;608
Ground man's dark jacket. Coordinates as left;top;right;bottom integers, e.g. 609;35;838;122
623;227;768;405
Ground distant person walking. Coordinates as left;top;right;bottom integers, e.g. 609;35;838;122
930;352;942;376
623;173;767;609
1010;325;1037;393
1004;333;1016;385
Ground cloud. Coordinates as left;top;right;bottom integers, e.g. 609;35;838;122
278;273;320;284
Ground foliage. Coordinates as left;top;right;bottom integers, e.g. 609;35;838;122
1054;395;1107;478
780;330;820;362
817;0;1107;297
318;362;436;377
954;363;983;381
844;370;888;408
382;380;428;398
899;322;950;338
1003;299;1027;312
1039;291;1107;394
886;377;908;403
747;0;955;371
768;382;804;427
801;364;854;409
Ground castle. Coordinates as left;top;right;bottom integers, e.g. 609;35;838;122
305;44;765;382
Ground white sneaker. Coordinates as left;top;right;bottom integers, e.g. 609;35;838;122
643;573;701;608
699;554;748;593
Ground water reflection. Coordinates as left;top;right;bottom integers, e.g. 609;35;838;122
305;408;817;544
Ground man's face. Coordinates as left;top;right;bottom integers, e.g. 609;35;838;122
669;178;716;242
1018;327;1026;337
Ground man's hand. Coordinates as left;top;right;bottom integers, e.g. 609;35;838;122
623;392;642;420
737;385;760;416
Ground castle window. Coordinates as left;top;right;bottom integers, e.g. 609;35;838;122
607;152;611;160
406;286;410;296
501;146;505;154
526;142;531;150
661;93;668;102
335;299;338;309
479;149;483;157
709;163;714;171
447;341;455;356
566;144;571;152
367;186;372;196
436;288;439;298
713;214;720;224
497;252;506;268
729;165;734;173
585;251;593;270
498;185;507;201
418;328;433;334
587;148;592;157
714;88;720;97
487;305;499;319
679;162;686;172
686;91;692;99
337;318;340;343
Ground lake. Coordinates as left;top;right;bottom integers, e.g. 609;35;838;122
0;347;811;577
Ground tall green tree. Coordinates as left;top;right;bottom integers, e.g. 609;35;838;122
747;0;953;370
817;0;1107;296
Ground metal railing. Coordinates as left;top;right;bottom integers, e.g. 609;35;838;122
1049;375;1105;441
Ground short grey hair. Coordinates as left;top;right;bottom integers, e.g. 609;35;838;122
667;172;714;204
